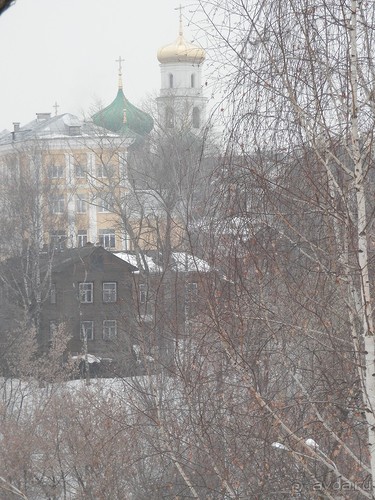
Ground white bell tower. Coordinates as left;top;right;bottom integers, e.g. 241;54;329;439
156;9;207;132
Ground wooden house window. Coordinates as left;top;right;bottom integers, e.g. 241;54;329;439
103;320;117;340
103;282;117;303
79;282;93;303
50;284;56;304
80;321;94;340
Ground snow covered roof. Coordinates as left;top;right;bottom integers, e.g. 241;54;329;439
0;113;136;146
113;251;211;274
114;252;162;274
0;129;10;139
124;190;167;218
40;246;137;274
171;252;211;273
71;354;101;364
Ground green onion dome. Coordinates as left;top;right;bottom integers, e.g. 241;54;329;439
92;88;153;136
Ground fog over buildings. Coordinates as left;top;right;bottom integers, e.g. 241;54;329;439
0;0;207;131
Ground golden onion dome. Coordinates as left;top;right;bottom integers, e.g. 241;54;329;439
157;18;205;65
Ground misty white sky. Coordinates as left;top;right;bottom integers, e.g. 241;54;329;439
0;0;209;131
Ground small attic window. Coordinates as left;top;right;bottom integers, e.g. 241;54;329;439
68;125;81;136
169;73;174;88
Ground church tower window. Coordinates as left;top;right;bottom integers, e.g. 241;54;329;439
192;107;200;128
169;73;174;88
191;73;196;88
166;107;174;128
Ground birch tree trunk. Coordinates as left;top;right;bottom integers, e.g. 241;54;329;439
350;0;375;490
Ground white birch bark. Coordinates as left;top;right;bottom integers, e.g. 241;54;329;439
349;0;375;492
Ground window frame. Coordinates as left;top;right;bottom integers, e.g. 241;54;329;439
97;197;112;213
49;164;64;179
103;282;117;303
103;320;117;340
96;163;107;178
75;196;87;214
75;162;85;178
77;230;88;247
50;231;67;251
79;282;94;304
97;163;115;179
98;229;116;249
50;195;65;214
50;283;56;304
80;320;94;341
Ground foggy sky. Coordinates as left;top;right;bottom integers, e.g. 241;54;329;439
0;0;205;131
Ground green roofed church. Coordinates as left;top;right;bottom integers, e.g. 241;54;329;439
0;13;206;258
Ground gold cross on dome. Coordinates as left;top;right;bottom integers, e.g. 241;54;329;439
174;4;185;35
116;56;125;89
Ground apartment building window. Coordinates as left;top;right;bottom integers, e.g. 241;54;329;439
51;195;65;214
98;229;115;249
49;164;64;178
139;283;147;304
103;320;117;340
97;163;115;178
75;197;87;214
80;321;94;341
77;230;88;247
75;162;85;178
79;282;93;303
50;283;56;304
96;163;106;178
50;231;67;251
97;196;113;213
103;282;117;303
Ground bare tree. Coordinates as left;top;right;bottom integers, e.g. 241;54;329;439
174;0;375;496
